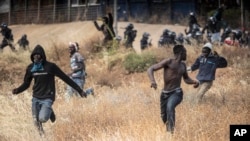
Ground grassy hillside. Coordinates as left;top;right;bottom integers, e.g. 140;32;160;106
0;21;249;141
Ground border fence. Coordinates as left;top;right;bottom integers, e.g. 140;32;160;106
0;4;105;25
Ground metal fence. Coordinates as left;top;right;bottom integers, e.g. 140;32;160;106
0;4;105;25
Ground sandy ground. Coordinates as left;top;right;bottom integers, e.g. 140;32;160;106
3;21;186;53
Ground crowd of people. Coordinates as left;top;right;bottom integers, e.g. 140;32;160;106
1;5;239;137
0;23;30;52
115;5;248;49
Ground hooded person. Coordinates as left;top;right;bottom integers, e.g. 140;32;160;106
188;42;228;103
12;44;88;136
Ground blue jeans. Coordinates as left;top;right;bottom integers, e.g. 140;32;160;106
65;77;93;101
66;77;84;97
160;88;183;133
32;97;53;123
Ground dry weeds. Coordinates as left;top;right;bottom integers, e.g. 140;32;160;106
0;22;249;141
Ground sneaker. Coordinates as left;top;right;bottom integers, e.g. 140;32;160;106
50;110;56;123
86;88;94;97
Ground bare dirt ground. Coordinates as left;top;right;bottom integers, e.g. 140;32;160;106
5;21;186;53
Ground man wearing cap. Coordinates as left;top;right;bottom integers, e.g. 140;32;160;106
188;42;228;103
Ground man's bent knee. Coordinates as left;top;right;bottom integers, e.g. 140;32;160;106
39;116;50;123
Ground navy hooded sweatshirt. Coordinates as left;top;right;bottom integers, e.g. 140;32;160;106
14;45;83;101
191;53;227;82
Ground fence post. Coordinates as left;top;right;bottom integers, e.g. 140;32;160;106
25;0;27;23
37;0;41;23
8;0;11;25
53;0;56;23
114;0;118;37
241;0;245;29
68;0;71;22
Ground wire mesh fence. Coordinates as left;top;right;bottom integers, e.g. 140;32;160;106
0;4;105;25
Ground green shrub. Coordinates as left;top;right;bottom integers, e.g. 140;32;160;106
123;52;156;73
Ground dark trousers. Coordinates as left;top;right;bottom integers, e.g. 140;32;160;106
160;88;183;133
0;38;15;50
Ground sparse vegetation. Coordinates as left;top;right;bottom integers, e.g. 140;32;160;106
123;52;157;73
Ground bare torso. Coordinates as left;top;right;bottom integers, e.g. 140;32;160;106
163;59;186;91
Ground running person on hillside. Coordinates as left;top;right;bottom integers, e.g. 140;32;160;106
187;42;228;103
0;23;15;51
12;45;89;136
17;34;30;51
65;42;94;102
147;45;199;134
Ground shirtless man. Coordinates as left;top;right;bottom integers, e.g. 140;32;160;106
147;45;199;134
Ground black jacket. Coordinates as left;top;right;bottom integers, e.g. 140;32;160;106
14;45;83;101
202;21;221;34
1;27;13;40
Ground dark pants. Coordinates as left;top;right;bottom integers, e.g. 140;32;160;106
0;38;15;51
160;88;183;133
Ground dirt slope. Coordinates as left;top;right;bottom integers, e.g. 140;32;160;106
6;21;186;53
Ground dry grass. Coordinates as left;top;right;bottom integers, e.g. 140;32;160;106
0;22;249;141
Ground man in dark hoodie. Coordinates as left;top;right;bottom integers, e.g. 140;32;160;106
12;45;87;136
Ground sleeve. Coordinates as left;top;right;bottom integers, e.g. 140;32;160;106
52;64;83;94
191;57;201;71
15;66;33;94
94;21;101;31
